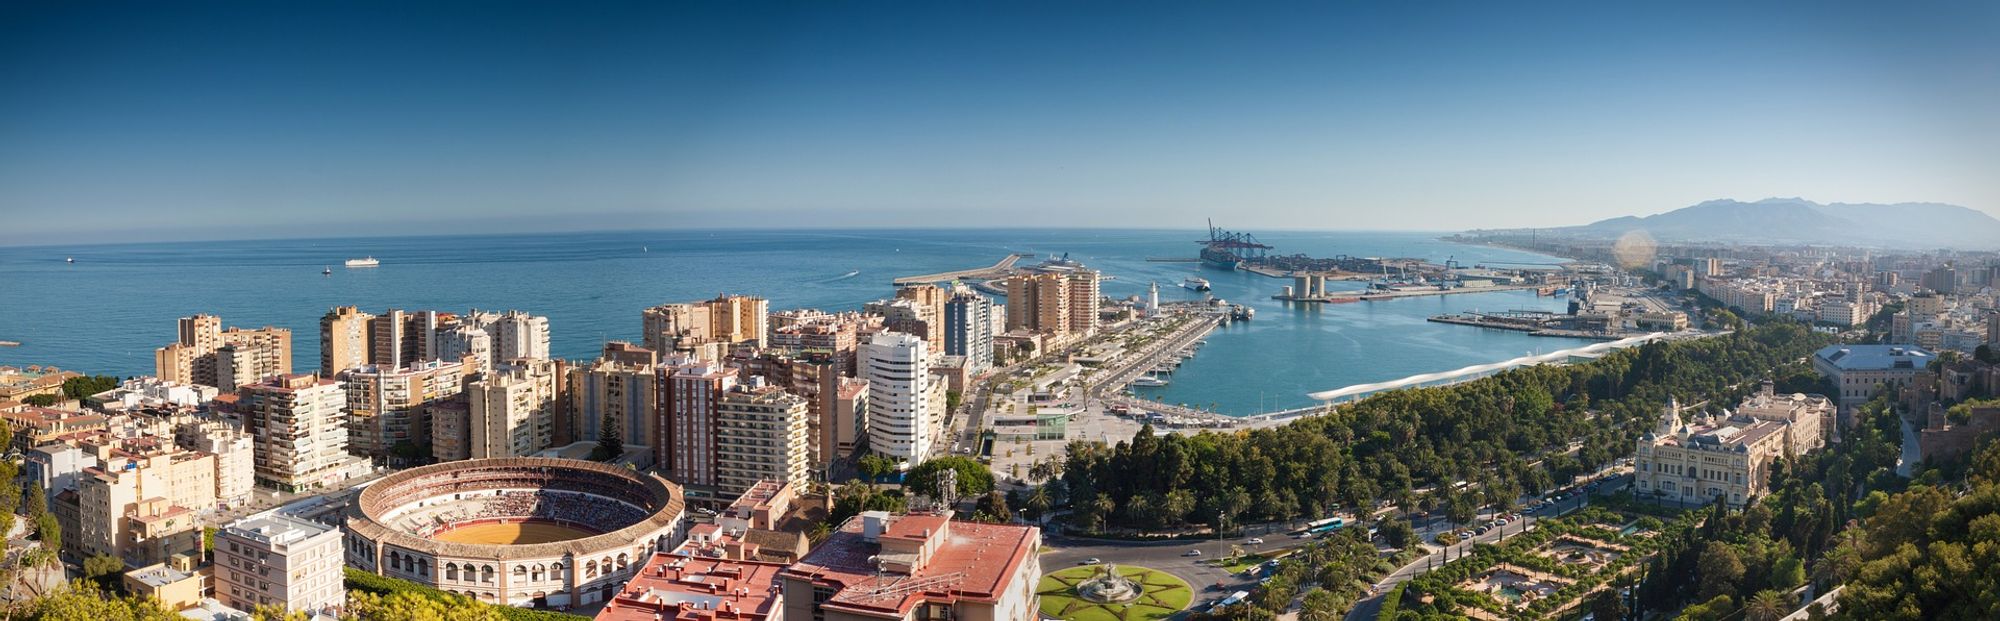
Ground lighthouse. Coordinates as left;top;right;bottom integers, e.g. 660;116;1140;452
1148;281;1162;318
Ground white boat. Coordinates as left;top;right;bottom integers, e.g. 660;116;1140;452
1182;277;1212;291
344;257;380;268
1130;375;1170;387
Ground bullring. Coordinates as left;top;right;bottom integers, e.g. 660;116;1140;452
342;457;686;608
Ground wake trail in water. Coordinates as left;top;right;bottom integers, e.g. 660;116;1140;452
821;269;862;283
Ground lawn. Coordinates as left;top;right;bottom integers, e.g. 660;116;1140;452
1037;565;1193;621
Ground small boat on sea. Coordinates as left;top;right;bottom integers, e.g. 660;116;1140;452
344;257;380;268
65;257;74;263
323;267;332;275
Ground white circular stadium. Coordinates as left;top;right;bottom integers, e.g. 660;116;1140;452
342;457;686;608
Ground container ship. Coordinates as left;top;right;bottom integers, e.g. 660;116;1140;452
1199;220;1271;271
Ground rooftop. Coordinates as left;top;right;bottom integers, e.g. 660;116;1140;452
223;513;335;546
128;563;197;588
1814;344;1935;371
597;551;787;621
779;513;1037;617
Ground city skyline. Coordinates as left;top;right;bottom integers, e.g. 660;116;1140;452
4;1;1997;245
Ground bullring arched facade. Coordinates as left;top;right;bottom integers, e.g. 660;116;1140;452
342;457;686;608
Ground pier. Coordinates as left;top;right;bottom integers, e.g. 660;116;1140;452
1428;311;1637;340
1084;313;1238;427
1272;283;1543;303
892;253;1029;285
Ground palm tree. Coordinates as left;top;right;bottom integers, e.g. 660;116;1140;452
1745;589;1789;621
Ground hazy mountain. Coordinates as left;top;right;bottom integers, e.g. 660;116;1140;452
1567;198;2000;249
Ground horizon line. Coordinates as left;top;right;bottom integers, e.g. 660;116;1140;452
0;224;1475;250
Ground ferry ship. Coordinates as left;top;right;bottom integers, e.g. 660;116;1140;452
344;256;381;268
1182;277;1212;291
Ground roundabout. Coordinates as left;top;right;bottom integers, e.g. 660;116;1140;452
1038;564;1192;621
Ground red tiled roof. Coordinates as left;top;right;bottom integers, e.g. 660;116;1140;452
596;551;786;621
779;515;1037;618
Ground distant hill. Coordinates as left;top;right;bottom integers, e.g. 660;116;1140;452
1558;198;2000;249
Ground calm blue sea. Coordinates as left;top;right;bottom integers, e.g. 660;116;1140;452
0;228;1585;414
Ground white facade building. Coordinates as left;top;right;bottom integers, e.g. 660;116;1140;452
214;514;345;615
860;333;943;463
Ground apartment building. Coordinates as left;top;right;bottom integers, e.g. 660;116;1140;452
213;514;345;615
715;385;813;497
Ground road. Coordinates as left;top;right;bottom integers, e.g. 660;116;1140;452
1041;523;1322;610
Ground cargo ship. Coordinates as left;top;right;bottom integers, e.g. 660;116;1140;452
344;257;380;268
1199;220;1271;271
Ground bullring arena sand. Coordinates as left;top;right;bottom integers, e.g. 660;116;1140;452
431;520;599;545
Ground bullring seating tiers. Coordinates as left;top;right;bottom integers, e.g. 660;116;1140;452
363;465;665;513
386;490;649;537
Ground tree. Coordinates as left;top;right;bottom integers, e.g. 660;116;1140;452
594;413;623;460
1299;587;1342;621
25;482;47;518
1023;486;1052;521
83;554;126;589
250;604;310;621
1695;541;1745;602
1744;589;1788;621
35;511;62;552
906;456;995;500
23;583;183;621
974;490;1011;522
857;454;895;483
1376;517;1416;549
1589;588;1627;621
23;393;61;407
347;590;506;621
60;375;120;400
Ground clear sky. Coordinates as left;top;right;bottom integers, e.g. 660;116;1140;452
2;1;1995;245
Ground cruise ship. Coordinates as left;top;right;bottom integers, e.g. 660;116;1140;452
344;256;380;268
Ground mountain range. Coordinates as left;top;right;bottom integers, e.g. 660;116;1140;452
1552;198;2000;249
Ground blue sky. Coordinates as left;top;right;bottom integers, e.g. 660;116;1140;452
2;1;1995;245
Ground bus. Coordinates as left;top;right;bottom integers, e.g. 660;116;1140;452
1301;517;1346;535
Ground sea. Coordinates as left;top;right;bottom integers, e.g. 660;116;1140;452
0;229;1588;415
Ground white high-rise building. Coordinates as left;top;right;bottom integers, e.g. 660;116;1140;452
433;323;493;371
213;514;344;615
469;309;551;361
860;332;942;463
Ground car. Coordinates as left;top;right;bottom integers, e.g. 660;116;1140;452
1079;557;1101;565
1183;549;1203;557
1246;538;1264;545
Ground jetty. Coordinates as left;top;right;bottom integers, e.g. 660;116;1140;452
1428;311;1636;340
893;253;1029;285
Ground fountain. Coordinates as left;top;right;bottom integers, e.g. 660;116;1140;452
1076;563;1142;604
